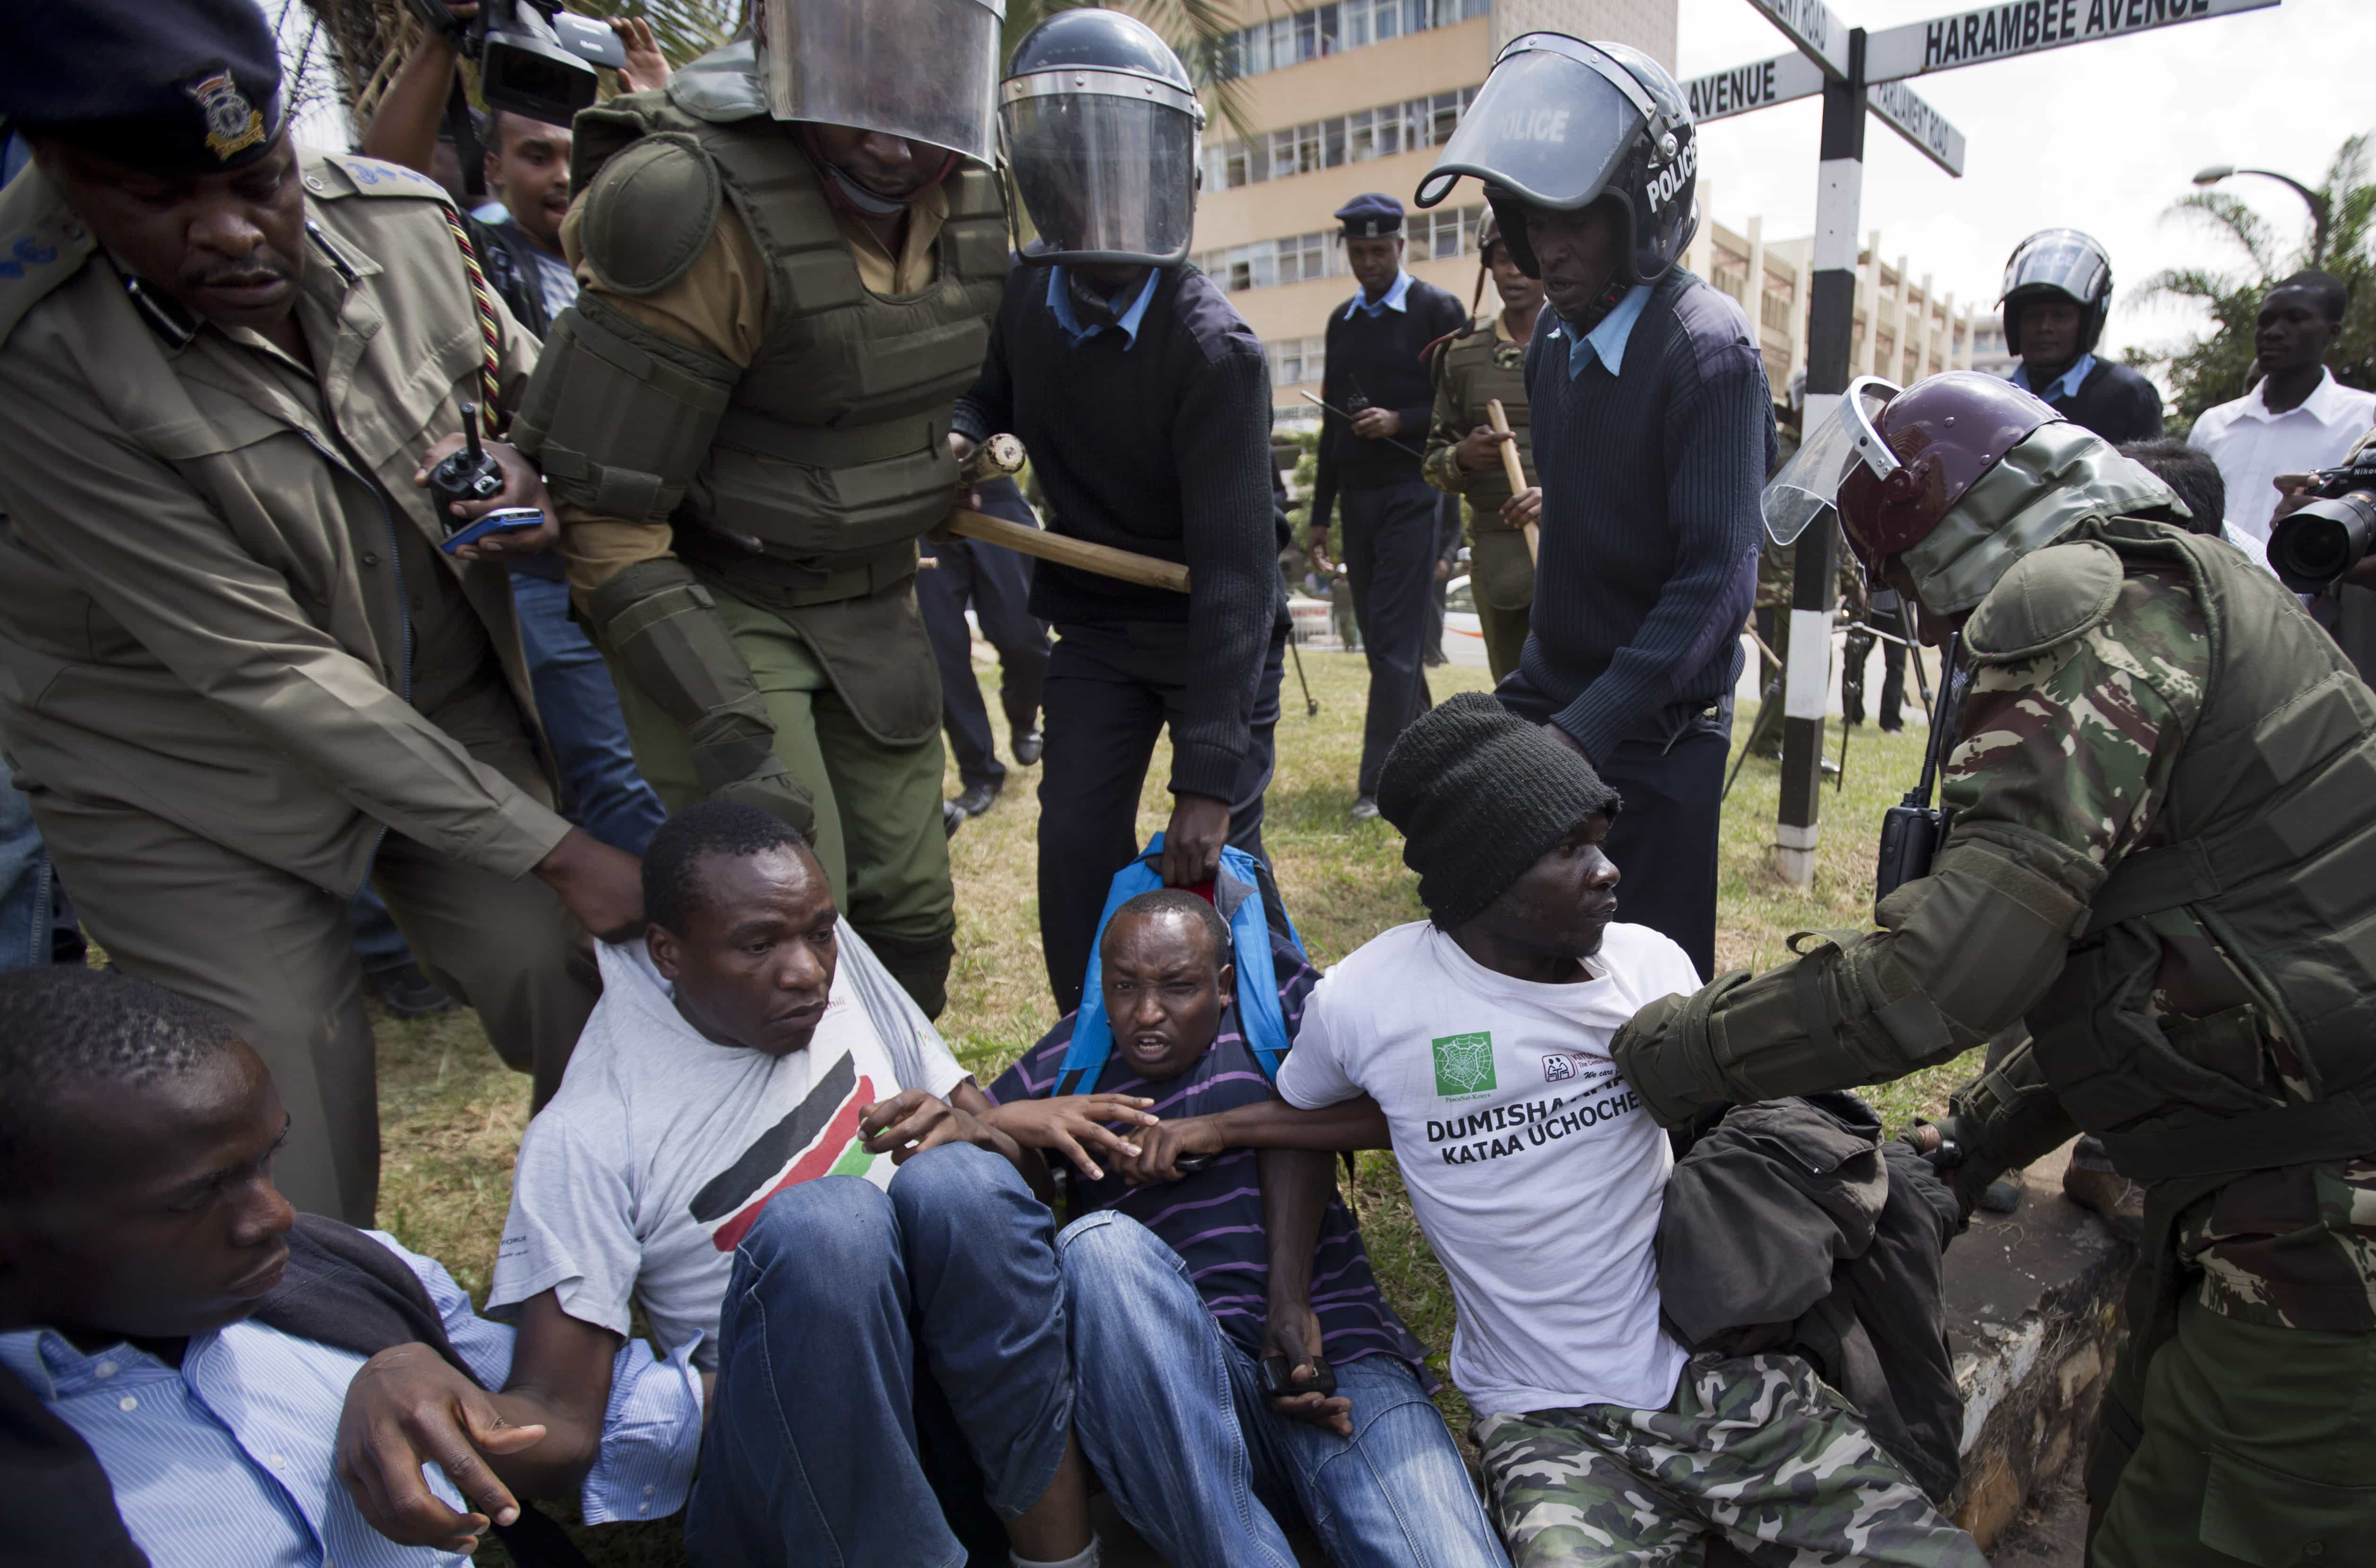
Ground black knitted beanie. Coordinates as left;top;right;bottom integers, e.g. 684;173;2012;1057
1376;692;1622;929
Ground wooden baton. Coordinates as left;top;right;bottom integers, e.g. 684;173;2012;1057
952;434;1191;594
1487;398;1538;564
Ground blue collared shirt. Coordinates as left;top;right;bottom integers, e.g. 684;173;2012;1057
1344;269;1415;320
2011;352;2097;402
1048;265;1161;349
1553;284;1654;381
0;1233;703;1567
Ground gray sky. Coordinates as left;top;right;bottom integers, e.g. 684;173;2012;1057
1676;0;2374;373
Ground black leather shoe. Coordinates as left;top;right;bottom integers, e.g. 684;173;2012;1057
942;799;965;838
364;962;456;1020
953;779;1002;818
1350;795;1381;822
1011;729;1043;766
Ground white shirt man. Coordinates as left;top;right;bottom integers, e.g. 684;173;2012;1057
2190;366;2376;546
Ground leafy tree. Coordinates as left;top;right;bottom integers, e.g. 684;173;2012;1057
2130;133;2376;430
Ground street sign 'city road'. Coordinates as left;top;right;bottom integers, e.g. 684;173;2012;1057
1865;0;2281;83
1748;0;1854;78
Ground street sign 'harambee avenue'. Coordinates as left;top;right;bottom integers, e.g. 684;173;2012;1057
1683;52;1826;123
1866;0;2281;82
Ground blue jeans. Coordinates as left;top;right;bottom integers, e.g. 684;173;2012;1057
0;781;53;971
1058;1210;1510;1568
687;1144;1075;1568
512;570;666;854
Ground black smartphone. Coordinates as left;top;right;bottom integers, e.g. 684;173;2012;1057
1259;1352;1335;1400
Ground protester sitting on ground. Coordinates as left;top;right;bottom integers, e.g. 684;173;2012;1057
344;800;1105;1568
981;888;1510;1568
0;965;698;1566
1160;694;1986;1568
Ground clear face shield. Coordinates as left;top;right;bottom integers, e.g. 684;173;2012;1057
2001;229;2109;307
1762;377;1902;547
1414;34;1646;211
1001;71;1203;266
755;0;1003;163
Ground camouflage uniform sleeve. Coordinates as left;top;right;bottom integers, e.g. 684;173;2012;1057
1939;564;2206;868
1613;568;2210;1126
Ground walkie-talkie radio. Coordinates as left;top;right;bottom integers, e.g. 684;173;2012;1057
1873;631;1962;913
426;400;506;524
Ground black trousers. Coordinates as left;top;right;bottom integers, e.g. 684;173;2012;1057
1842;603;1908;729
1342;480;1439;796
1037;614;1288;1013
919;480;1050;791
1499;677;1730;983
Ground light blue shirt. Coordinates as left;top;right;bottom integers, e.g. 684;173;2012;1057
0;1233;703;1567
1553;284;1654;381
1048;265;1161;348
1344;269;1415;320
2011;351;2097;403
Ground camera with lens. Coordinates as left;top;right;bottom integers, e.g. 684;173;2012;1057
408;0;624;126
2266;445;2376;595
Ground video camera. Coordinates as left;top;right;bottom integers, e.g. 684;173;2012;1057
408;0;626;127
2267;444;2376;595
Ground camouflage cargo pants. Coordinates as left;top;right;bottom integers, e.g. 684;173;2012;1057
1475;1353;1985;1568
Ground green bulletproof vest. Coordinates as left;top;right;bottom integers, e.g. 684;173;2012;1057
2013;518;2376;1179
1432;318;1535;520
576;45;1008;590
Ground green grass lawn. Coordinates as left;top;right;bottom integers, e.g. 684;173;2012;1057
371;646;1973;1566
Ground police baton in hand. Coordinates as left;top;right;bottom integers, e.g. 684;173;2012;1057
1486;398;1537;563
947;435;1191;594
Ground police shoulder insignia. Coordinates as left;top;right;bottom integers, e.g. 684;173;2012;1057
1966;539;2123;664
185;71;266;165
312;153;455;203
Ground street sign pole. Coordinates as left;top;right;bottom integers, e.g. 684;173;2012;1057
1775;27;1866;886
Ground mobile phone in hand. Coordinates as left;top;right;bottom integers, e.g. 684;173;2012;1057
1259;1352;1335;1400
440;506;544;555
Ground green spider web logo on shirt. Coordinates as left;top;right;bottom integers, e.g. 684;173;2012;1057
1431;1032;1496;1099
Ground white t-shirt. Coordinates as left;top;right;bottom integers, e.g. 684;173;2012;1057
489;927;968;1368
1277;919;1697;1418
2188;368;2376;546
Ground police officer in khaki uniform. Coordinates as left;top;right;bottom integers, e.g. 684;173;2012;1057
1423;217;1541;684
512;0;1011;1016
0;0;639;1226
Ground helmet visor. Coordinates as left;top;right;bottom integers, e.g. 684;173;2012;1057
1414;35;1646;211
1002;76;1200;265
2001;229;2109;306
760;0;1003;162
1763;377;1903;546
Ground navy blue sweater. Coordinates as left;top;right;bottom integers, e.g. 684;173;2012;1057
953;264;1279;801
1521;270;1775;764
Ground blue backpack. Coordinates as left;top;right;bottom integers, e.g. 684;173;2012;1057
1053;834;1309;1096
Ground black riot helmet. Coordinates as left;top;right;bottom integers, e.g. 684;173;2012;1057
1999;228;2114;355
1414;34;1697;286
1000;9;1205;268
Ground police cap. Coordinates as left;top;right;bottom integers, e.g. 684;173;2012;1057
0;0;285;175
1335;192;1404;239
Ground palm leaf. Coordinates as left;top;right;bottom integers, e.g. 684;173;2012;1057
1003;0;1257;143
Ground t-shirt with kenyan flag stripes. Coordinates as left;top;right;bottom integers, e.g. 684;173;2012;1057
487;930;968;1369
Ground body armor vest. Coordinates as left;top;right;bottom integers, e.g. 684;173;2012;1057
575;49;1008;595
2025;518;2376;1177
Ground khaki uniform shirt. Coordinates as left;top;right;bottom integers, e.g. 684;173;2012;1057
0;152;569;896
553;176;950;600
1423;310;1536;529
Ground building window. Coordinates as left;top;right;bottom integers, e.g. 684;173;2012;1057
1272;334;1328;387
1195;204;1484;295
1202;85;1481;191
1223;0;1481;79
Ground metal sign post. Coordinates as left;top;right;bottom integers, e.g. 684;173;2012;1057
1696;0;2281;884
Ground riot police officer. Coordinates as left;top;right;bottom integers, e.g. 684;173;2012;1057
1615;370;2376;1566
2001;228;2163;445
512;0;1013;1015
951;10;1286;1014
